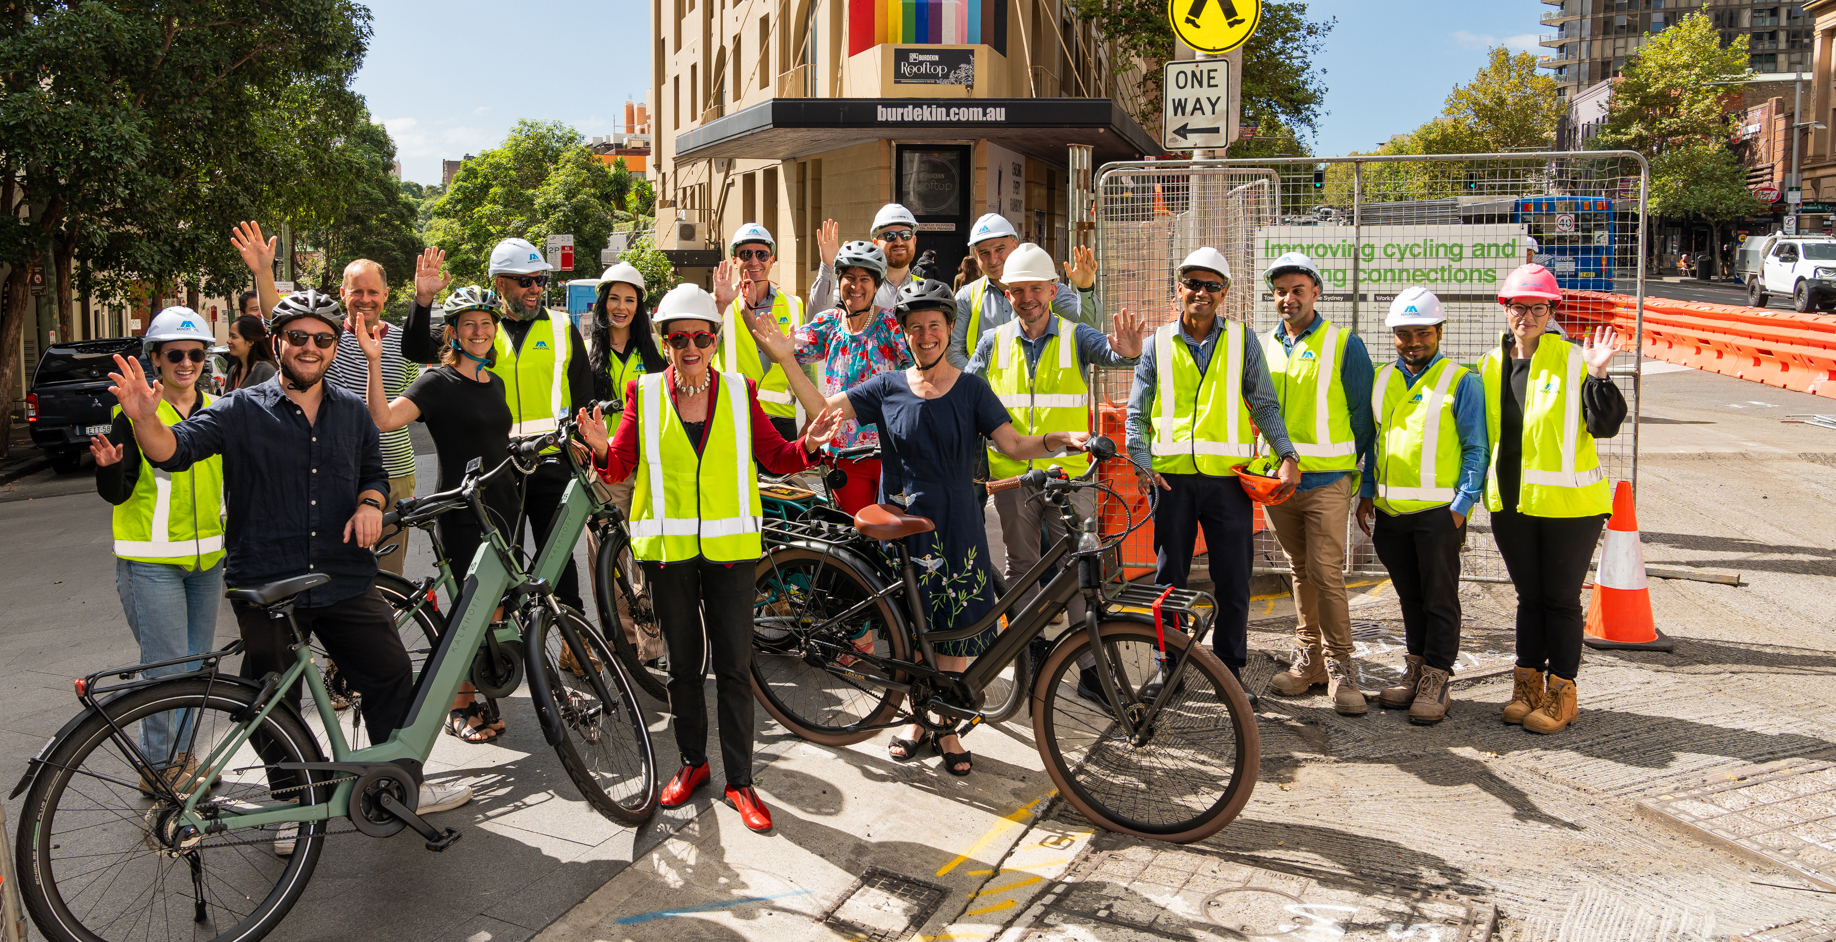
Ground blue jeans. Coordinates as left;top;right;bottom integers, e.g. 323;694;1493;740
116;558;224;763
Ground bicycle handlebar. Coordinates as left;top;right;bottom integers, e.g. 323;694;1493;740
984;435;1117;495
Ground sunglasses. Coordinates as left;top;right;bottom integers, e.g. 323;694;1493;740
503;274;549;288
282;329;339;349
665;331;718;350
162;348;207;364
734;249;773;262
1182;277;1226;294
877;229;916;242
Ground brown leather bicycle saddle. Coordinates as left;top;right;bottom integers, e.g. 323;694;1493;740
854;503;935;540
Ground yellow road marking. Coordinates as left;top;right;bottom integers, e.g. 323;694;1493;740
965;900;1018;916
936;793;1051;877
966;869;994;876
972;875;1042;898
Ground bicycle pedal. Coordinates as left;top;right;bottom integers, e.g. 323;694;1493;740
424;828;463;853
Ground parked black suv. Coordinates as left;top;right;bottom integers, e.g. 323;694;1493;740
26;338;145;474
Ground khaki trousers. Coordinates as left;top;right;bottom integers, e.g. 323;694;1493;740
374;474;417;577
1263;474;1355;661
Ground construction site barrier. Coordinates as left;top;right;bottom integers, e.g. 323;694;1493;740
1566;290;1836;399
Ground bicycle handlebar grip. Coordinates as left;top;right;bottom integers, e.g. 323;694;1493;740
511;435;555;458
986;476;1023;494
380;510;402;529
1021;468;1051;489
831;442;880;459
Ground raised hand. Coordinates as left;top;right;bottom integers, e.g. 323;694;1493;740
107;354;162;423
1581;324;1619;378
712;259;742;311
1065;244;1098;291
575;405;610;461
231;221;277;275
354;316;384;361
802;407;842;451
745;305;794;363
414;247;451;305
90;433;124;468
818;218;840;267
1110;307;1146;358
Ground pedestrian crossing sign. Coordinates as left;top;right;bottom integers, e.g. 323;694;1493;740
1168;0;1259;54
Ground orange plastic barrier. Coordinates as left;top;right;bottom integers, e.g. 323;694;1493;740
1567;290;1836;399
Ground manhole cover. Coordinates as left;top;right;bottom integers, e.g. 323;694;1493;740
1639;759;1836;891
819;868;949;942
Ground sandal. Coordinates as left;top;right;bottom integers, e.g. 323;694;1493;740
444;702;501;744
931;732;973;777
887;735;924;763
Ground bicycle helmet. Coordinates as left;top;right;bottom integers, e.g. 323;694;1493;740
834;240;888;285
268;289;343;333
894;278;958;320
441;285;498;318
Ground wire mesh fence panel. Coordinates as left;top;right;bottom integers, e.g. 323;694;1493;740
1093;152;1647;584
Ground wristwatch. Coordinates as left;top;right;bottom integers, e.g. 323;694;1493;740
360;497;384;510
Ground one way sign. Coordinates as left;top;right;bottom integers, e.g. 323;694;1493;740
1163;59;1237;151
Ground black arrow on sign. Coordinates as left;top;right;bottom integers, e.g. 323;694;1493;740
1174;122;1221;139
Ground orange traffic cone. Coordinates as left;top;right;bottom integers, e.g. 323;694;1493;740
1583;480;1674;652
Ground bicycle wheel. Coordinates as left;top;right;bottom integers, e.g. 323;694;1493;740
537;605;659;824
1032;620;1259;843
976;632;1033;724
373;571;445;675
16;677;330;942
592;526;671;702
751;546;912;745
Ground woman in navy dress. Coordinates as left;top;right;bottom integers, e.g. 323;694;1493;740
748;278;1089;776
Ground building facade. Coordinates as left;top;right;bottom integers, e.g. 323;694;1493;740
1540;1;1814;99
648;0;1156;295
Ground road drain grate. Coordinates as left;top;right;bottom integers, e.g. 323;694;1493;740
818;867;950;942
1639;758;1836;891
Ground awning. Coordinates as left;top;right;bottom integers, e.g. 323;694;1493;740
673;98;1159;166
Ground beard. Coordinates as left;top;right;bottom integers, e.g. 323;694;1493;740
501;293;541;321
280;354;327;390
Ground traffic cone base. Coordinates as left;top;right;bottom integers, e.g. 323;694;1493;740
1583;480;1674;652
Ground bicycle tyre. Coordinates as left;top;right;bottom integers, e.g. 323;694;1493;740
373;571;446;675
1032;620;1258;843
591;526;671;703
976;623;1032;724
536;605;659;824
16;677;330;942
751;546;912;746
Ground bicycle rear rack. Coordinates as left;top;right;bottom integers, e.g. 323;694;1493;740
763;517;862;547
1102;583;1216;639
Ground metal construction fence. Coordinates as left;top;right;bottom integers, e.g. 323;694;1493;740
1088;152;1648;582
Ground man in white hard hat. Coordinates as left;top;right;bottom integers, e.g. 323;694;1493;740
949;213;1099;368
1257;251;1377;717
1355;287;1488;725
712;222;806;440
966;243;1145;696
808;204;924;313
1126;246;1299;683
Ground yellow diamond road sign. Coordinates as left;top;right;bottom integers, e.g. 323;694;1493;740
1169;0;1259;54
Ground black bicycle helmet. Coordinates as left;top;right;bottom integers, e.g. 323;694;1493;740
834;240;888;285
894;278;957;320
268;289;344;332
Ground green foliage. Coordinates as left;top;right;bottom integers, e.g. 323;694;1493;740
1591;9;1750;156
1648;143;1767;223
294;110;423;294
1439;49;1563;152
618;235;678;305
630;179;658;217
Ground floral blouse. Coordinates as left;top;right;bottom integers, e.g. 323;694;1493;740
792;306;912;452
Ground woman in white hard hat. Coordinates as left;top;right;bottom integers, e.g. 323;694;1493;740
1485;264;1626;735
90;307;226;793
577;284;842;834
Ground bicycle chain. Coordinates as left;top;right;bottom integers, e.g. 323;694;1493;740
169;773;365;850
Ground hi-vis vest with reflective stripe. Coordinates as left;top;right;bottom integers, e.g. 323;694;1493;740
1263;319;1358;472
112;397;225;569
985;317;1090;478
605;345;650;412
718;290;804;419
489;308;573;437
1150;320;1256;477
628;371;764;563
1481;334;1612;518
1371;358;1468;515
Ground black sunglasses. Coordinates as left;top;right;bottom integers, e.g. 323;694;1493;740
877;229;916;242
665;331;718;350
734;249;773;262
504;274;549;289
162;348;207;364
282;329;338;349
1182;277;1226;294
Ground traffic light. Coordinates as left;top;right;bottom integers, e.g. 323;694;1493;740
1312;169;1324;189
1464;171;1480;191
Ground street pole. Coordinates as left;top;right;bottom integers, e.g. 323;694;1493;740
1792;71;1803;220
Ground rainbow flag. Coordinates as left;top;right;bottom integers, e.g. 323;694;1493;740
849;0;999;55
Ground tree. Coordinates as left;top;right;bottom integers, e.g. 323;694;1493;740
293;112;423;296
1438;48;1563;153
1590;10;1750;156
618;235;678;305
1649;144;1766;250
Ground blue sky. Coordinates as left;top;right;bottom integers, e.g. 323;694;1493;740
356;0;1548;185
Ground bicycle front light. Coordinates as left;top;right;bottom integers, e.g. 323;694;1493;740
1078;519;1101;553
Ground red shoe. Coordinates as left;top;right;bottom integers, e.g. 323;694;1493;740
724;784;774;833
659;762;710;808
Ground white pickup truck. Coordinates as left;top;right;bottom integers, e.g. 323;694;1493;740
1740;234;1836;311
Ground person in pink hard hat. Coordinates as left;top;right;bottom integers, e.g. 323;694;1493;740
1480;264;1627;736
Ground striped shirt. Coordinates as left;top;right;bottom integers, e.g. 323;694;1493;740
327;323;419;478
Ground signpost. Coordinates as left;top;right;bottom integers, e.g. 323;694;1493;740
545;234;575;273
1554;213;1576;233
1162;59;1235;151
1754;184;1782;203
1168;0;1261;53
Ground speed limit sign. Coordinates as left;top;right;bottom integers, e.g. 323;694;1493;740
1554;213;1576;233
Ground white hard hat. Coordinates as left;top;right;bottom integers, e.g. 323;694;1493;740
1263;251;1323;287
597;262;646;293
652;284;722;327
488;237;551;276
1177;247;1233;286
143;307;216;356
873;203;919;234
1001;243;1058;284
1386;287;1446;327
730;222;775;253
967;212;1018;246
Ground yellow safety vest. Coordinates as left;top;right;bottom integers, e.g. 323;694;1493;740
717;289;803;419
627;371;765;563
489;308;574;437
1149;320;1256;477
112;397;226;570
605;344;650;412
1371;358;1469;515
1263;319;1358;473
965;276;992;350
984;317;1090;478
1481;334;1612;517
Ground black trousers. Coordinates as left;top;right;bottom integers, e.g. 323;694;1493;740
1490;506;1606;681
646;558;757;786
769;415;799;442
233;587;413;747
1373;507;1467;673
518;463;583;612
1152;472;1254;676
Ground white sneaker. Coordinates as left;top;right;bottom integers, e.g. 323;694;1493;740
417;783;473;815
273;823;297;858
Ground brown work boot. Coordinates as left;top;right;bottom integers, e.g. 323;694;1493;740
1524;675;1578;734
558;639;603;675
1268;646;1328;696
1379;654;1424;709
1408;665;1452;724
1502;667;1546;725
1326;657;1367;715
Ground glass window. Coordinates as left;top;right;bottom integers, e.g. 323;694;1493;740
1802;244;1836;260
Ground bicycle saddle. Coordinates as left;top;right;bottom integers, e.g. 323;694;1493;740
225;573;331;607
854;503;935;540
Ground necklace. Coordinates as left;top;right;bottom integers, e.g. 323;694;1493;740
674;372;710;397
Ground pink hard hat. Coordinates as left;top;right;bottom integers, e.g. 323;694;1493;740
1498;263;1562;303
